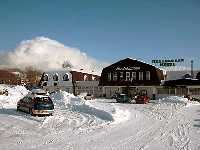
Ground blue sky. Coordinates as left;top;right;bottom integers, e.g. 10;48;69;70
0;0;200;68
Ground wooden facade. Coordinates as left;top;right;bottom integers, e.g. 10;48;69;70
99;58;164;98
99;58;164;86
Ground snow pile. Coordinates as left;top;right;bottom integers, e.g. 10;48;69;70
50;91;114;122
159;96;189;104
159;96;200;107
111;106;130;124
50;90;85;109
0;85;28;108
85;100;130;124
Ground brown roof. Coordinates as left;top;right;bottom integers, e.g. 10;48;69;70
0;70;17;78
70;71;100;81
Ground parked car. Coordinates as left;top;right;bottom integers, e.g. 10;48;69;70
17;90;54;116
134;90;150;104
115;94;131;103
84;93;94;100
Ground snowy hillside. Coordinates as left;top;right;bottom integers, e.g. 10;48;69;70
0;85;200;150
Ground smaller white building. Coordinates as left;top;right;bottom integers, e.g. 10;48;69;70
40;70;73;93
39;69;101;96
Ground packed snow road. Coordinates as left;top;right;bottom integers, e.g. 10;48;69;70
0;85;200;150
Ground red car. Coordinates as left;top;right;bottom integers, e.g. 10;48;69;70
135;90;150;104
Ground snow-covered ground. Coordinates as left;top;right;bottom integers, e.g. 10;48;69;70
0;85;200;150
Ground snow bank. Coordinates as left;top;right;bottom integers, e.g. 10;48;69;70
50;90;85;108
50;91;114;122
85;99;130;124
0;85;28;108
159;96;200;107
111;106;130;124
159;96;189;104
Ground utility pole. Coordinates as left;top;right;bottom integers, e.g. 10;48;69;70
191;60;194;78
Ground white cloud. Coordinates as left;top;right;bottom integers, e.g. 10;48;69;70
1;37;107;75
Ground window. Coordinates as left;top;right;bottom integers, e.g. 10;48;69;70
131;72;136;81
108;73;112;81
146;71;150;80
63;73;69;81
120;72;123;80
53;74;58;81
139;72;143;80
43;74;48;81
54;82;58;86
126;72;130;81
113;72;118;81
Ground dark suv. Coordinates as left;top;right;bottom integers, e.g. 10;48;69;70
116;94;131;103
17;89;54;116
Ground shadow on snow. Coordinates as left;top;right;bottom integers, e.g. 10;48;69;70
0;108;44;122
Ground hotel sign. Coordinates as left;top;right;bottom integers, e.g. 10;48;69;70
152;59;184;67
116;67;140;71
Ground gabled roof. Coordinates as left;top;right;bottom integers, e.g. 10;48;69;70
103;58;162;71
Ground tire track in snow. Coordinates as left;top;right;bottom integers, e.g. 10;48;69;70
37;103;115;148
110;102;191;150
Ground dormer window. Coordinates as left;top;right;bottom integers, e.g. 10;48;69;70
43;74;48;81
63;73;69;81
53;74;59;81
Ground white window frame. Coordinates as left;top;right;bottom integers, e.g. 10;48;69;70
113;72;118;81
120;72;123;80
139;72;143;80
146;71;150;80
126;72;131;81
131;72;136;81
108;73;112;81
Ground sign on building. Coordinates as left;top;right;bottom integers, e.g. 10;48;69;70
152;59;184;67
